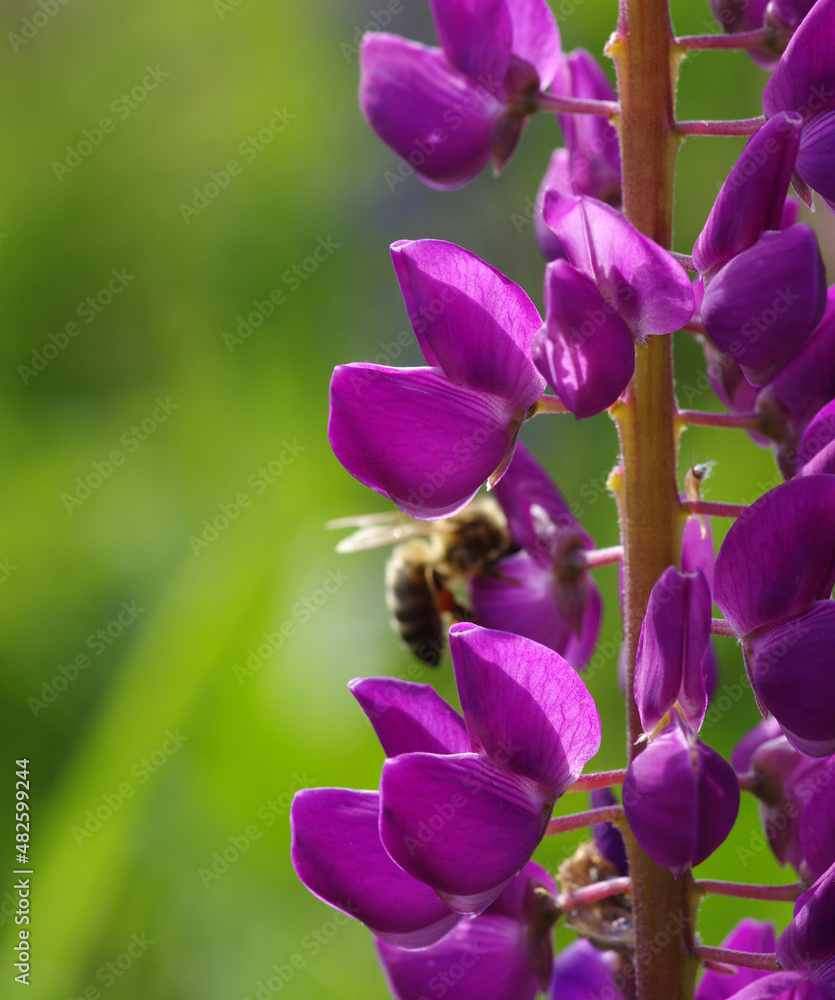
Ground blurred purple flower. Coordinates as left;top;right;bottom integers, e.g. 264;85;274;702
469;442;602;670
696;919;777;1000
360;0;566;188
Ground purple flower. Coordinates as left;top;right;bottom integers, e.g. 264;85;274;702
469;442;602;669
533;191;693;416
375;862;558;1000
329;240;545;520
359;0;565;189
696;919;777;1000
763;0;835;211
634;566;713;735
548;939;627;1000
377;623;601;912
554;49;621;204
622;711;740;877
708;0;812;67
714;476;835;756
590;787;629;877
693;115;827;386
797;400;835;476
290;788;462;947
776;863;835;995
756;286;835;477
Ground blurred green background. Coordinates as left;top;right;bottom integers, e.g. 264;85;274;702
1;0;833;997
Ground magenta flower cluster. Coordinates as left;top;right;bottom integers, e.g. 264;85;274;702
292;0;835;997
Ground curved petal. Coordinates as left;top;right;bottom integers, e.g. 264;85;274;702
798;399;835;476
778;861;835;988
555;49;621;204
542;192;694;339
763;0;835;120
360;34;501;190
622;717;740;877
290;788;460;947
796;108;835;211
429;0;512;86
349;677;470;756
535;150;573;260
701;226;827;386
693;114;803;275
534;259;635;417
470;551;589;666
591;787;629;877
696;919;777;1000
799;761;835;881
491;440;592;562
376;914;538;1000
505;0;563;89
549;939;627;1000
379;751;553;911
681;515;716;593
713;476;835;636
449;623;601;795
634;568;711;733
329;364;520;520
732;717;784;773
390;240;545;409
749;603;835;758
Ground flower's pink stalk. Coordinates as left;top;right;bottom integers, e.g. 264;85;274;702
565;768;627;792
711;617;737;637
558;876;632;912
676;117;766;136
695;879;804;901
676;27;774;49
691;946;781;971
682;499;748;519
545;804;624;835
534;92;620;117
678;409;763;430
608;0;699;995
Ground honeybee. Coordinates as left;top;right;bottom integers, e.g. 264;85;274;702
327;498;515;666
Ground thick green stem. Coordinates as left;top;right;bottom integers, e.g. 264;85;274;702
608;1;698;998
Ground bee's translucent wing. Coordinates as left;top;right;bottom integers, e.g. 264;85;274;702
326;512;429;552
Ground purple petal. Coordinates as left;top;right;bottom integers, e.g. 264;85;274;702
555;49;621;204
701;226;827;386
329;364;521;520
535;149;573;259
379;751;552;912
290;788;460;947
505;0;563;89
449;623;602;796
549;939;627;1000
795;108;835;209
713;476;835;636
711;972;814;1000
490;440;592;562
470;551;602;671
799;760;835;880
376;914;538;1000
748;602;835;758
798;401;835;476
635;567;712;733
360;34;501;190
534;259;635;417
693;114;803;276
622;716;740;877
681;516;716;593
709;0;771;34
778;861;835;988
696;919;778;1000
732;717;784;773
485;859;557;920
543;192;694;339
591;787;629;877
349;677;470;756
390;241;545;409
763;0;835;121
428;0;512;85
